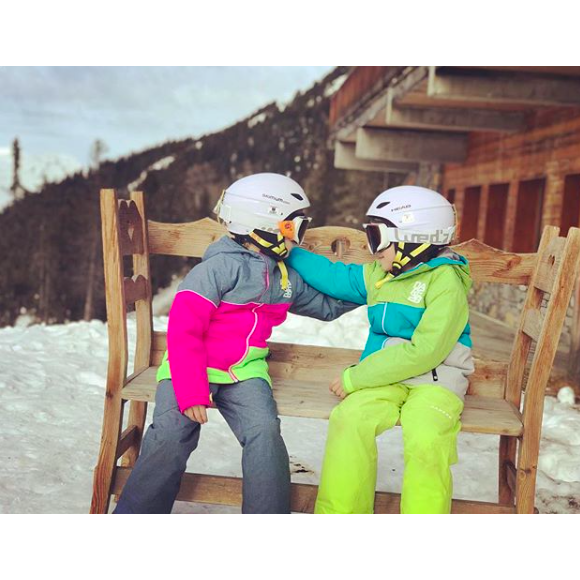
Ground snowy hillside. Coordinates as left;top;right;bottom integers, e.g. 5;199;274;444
1;305;579;514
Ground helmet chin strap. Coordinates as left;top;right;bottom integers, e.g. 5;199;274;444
247;231;290;290
375;242;432;289
248;231;289;259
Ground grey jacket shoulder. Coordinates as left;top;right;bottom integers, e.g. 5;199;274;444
178;247;242;306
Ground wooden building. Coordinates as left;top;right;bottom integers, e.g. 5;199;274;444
329;66;580;386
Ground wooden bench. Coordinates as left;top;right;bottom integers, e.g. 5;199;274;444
90;188;580;514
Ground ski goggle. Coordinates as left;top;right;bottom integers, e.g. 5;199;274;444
363;223;393;254
363;222;455;254
279;215;312;244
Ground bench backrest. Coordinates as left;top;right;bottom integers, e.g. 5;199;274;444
101;189;580;413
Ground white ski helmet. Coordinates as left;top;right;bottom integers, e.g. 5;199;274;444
214;173;311;242
364;185;456;253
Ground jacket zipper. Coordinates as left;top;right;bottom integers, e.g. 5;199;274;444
431;368;439;382
228;303;263;381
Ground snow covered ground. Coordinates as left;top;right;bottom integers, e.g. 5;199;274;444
1;306;579;514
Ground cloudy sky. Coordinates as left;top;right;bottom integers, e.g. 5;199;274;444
0;66;332;193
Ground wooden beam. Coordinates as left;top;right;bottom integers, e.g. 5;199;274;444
335;126;357;143
455;66;580;77
388;66;429;101
428;66;580;106
386;95;526;133
334;141;417;174
331;67;427;141
356;127;468;164
568;277;580;389
112;467;517;514
115;425;140;460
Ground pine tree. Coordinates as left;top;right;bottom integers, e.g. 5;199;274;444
10;138;25;200
83;139;108;321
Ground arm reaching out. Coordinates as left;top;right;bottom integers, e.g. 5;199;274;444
286;247;368;305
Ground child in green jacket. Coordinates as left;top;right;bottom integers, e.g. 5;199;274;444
285;185;474;514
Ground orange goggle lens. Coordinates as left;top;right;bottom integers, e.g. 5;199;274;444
279;216;311;244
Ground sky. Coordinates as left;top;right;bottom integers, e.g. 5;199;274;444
0;66;333;193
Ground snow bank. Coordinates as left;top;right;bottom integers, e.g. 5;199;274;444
1;309;579;513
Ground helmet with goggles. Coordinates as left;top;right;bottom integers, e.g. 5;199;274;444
363;185;456;255
214;173;312;247
363;185;456;285
214;173;312;293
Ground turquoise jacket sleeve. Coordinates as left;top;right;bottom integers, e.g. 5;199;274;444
289;274;360;320
285;247;367;305
342;267;469;393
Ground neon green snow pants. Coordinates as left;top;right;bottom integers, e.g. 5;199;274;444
314;383;464;514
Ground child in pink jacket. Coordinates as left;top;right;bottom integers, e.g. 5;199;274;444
114;173;357;514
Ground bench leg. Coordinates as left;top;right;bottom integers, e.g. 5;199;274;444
514;431;539;514
90;396;125;514
498;436;517;505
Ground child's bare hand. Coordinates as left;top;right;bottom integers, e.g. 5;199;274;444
329;376;347;399
184;405;208;424
284;239;296;253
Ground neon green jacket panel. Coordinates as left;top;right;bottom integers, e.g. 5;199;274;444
344;266;472;394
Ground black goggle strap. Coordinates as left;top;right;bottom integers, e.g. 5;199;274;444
393;242;432;273
392;242;406;274
248;231;288;255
